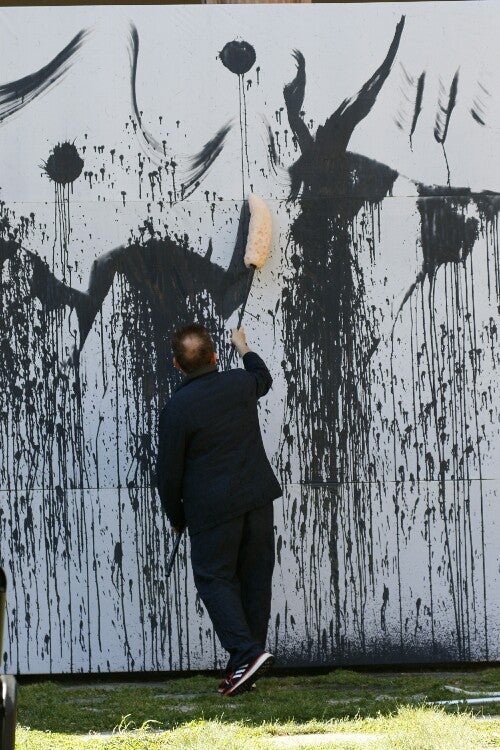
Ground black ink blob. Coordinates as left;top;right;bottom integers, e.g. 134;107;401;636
43;142;84;185
220;41;256;76
219;41;256;199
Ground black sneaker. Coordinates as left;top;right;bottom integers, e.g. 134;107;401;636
217;677;230;694
222;652;274;696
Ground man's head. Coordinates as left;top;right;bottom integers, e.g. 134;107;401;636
171;324;217;374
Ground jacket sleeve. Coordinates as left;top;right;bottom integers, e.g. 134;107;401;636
242;351;273;398
156;404;187;528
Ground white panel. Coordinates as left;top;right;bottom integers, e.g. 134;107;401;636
0;2;499;673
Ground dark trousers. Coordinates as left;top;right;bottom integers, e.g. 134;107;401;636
190;502;275;672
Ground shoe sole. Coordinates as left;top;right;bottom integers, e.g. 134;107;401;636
224;653;275;696
217;682;256;694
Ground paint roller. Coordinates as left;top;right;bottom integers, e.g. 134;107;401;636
226;193;273;368
166;194;273;578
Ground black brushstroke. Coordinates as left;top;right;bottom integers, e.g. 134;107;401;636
25;206;249;387
434;71;459;144
470;82;488;128
262;119;278;174
283;50;313;156
434;70;459;185
0;30;88;124
182;123;232;197
409;72;425;148
129;24;233;197
29;253;80;311
128;24;164;154
283;50;314;201
470;108;485;126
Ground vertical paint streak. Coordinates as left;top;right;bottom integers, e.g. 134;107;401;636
465;258;489;658
278;18;404;661
238;76;246;199
390;332;404;651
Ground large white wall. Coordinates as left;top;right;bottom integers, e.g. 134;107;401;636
0;2;498;674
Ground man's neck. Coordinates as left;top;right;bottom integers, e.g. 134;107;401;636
182;363;218;384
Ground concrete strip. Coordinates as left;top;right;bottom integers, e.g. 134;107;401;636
266;733;383;748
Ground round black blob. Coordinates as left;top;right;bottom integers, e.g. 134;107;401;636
43;142;84;185
219;41;256;76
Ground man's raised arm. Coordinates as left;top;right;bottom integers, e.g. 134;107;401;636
231;327;273;398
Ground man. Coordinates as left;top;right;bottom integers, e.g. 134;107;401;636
156;323;282;696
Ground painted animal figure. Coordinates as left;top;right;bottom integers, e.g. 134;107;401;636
280;14;500;482
278;14;498;660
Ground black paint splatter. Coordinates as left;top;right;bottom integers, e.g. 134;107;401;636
279;17;406;656
220;39;256;197
1;14;498;673
42;142;84;285
219;41;256;76
42;142;84;186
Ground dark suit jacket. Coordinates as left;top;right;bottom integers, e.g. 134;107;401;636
156;352;282;535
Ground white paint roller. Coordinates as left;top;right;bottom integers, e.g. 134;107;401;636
238;194;272;322
244;193;273;270
227;194;273;368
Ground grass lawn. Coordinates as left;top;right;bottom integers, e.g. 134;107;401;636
14;667;500;749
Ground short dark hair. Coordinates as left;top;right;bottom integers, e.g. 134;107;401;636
171;324;215;373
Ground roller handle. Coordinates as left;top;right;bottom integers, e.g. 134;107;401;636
227;265;256;370
166;531;183;579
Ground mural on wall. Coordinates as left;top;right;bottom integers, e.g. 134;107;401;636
0;2;498;673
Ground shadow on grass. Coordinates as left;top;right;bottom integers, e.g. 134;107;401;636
16;668;500;735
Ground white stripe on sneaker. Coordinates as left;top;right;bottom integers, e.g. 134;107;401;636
224;652;274;696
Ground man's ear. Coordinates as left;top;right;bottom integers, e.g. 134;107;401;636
173;356;184;373
211;352;217;365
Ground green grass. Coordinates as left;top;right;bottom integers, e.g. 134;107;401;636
14;710;500;750
14;668;500;749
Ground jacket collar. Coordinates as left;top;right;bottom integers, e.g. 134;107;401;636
177;364;218;390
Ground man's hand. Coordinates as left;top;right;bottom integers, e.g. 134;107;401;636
231;327;252;358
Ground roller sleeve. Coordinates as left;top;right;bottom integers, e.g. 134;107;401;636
244;194;272;269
